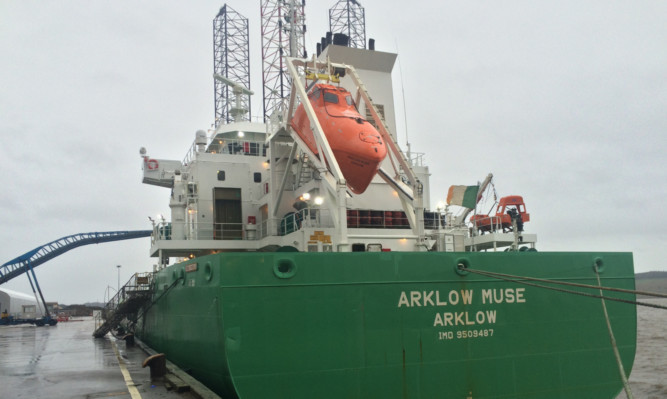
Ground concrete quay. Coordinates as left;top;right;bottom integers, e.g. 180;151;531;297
0;316;218;399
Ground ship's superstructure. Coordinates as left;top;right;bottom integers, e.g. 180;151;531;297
142;42;536;266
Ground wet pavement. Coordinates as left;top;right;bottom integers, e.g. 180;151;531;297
0;317;209;398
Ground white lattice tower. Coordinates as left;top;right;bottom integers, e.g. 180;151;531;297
329;0;366;49
261;0;306;122
213;4;251;126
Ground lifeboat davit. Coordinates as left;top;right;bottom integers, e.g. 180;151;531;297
290;83;387;194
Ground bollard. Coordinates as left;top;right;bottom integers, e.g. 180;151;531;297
142;353;167;380
122;334;135;347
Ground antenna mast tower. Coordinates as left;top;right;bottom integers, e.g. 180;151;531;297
260;0;306;121
329;0;366;49
213;5;251;126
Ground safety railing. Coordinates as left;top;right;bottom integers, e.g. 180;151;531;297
408;151;426;167
182;134;266;165
346;210;411;229
152;222;261;242
209;139;266;156
267;99;288;135
102;272;153;318
470;215;505;234
278;208;335;236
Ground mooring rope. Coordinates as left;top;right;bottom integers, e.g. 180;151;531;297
134;276;183;320
111;276;184;339
460;264;654;398
594;265;634;399
461;267;667;310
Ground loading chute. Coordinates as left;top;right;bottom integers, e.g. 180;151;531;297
0;230;151;285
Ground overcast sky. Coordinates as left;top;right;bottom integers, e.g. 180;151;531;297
1;1;665;304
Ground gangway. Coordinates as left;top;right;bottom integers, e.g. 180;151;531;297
0;230;152;285
93;272;153;338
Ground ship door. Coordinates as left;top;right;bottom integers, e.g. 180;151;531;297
214;188;242;240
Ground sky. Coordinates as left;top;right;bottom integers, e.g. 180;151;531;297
0;0;665;304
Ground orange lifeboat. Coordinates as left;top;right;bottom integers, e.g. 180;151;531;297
470;195;530;233
290;83;387;194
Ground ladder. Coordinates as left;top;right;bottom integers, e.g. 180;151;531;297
93;272;153;338
295;152;313;187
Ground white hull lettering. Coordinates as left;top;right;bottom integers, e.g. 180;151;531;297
481;288;526;304
398;289;478;308
433;310;498;327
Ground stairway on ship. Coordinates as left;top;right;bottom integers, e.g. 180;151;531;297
93;273;153;338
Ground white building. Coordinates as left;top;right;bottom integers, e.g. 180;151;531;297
0;288;42;319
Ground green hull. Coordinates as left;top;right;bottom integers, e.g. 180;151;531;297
136;251;636;398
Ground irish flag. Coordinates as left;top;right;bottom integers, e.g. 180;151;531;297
446;185;479;209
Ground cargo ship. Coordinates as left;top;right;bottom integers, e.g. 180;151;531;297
101;2;636;398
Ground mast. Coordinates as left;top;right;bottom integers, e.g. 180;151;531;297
213;5;251;126
260;0;306;121
329;0;367;49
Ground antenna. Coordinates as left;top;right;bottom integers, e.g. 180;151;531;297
395;41;411;161
214;74;255;122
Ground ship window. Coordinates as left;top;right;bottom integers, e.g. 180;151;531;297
345;95;355;106
253;172;261;183
217;170;225;181
323;92;339;104
310;88;321;100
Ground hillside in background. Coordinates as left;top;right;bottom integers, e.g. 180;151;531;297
636;271;667;296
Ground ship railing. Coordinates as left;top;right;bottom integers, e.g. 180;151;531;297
267;99;288;135
151;210;338;241
345;209;447;230
345;210;412;229
408;151;426;167
470;215;504;235
152;221;261;242
102;272;153;317
183;137;266;165
277;208;335;236
207;138;266;157
182;136;201;166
